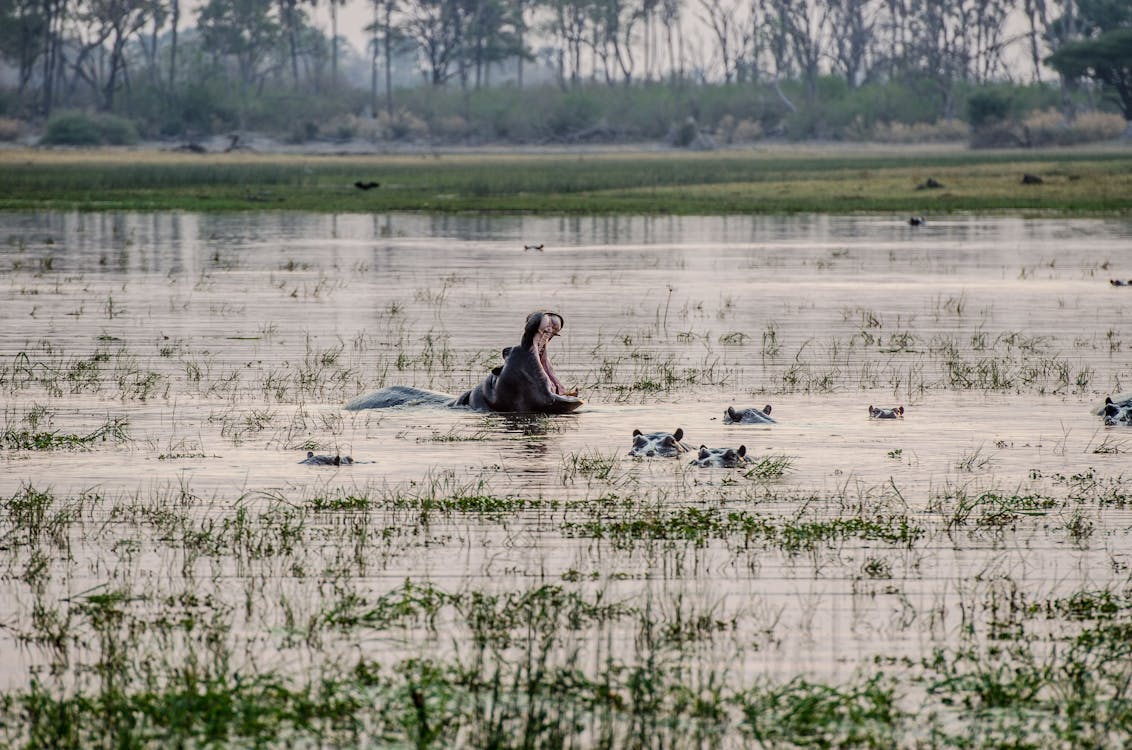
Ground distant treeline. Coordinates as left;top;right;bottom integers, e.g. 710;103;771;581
0;0;1128;145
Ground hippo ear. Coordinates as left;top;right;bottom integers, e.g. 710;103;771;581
897;406;904;415
868;405;874;412
1107;397;1115;405
674;428;684;441
737;445;747;457
698;446;709;458
726;407;736;419
763;405;771;414
633;429;643;437
307;451;314;458
501;347;512;358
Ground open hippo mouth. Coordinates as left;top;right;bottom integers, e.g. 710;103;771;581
346;311;583;414
531;312;576;397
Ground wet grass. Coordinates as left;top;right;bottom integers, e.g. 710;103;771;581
1;408;129;451
1;461;1131;747
2;147;1131;214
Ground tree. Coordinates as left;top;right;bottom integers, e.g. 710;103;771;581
0;0;49;98
399;0;462;86
1046;0;1132;131
826;0;878;87
197;0;282;89
80;0;155;110
1047;29;1132;127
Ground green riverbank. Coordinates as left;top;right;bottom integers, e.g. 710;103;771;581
2;144;1131;214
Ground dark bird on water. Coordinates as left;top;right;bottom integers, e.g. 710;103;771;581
908;216;925;226
354;181;380;190
523;243;545;251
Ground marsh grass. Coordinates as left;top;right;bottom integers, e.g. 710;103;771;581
2;469;1132;747
743;454;794;481
1;412;129;450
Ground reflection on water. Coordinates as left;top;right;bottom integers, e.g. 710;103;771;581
2;210;1132;699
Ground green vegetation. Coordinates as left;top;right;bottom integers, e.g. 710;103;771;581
39;111;139;146
2;147;1131;215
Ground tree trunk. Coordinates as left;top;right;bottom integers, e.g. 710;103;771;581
331;0;339;87
169;0;179;95
384;1;393;117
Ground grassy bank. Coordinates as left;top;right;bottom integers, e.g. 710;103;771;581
1;145;1131;214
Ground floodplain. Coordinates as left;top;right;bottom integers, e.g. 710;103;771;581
2;210;1132;747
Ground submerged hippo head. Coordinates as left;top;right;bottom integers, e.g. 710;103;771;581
629;428;689;458
455;312;583;414
868;405;905;419
689;444;751;468
1102;397;1132;426
300;451;354;466
724;405;775;424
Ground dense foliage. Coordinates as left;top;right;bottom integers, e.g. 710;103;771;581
0;0;1128;144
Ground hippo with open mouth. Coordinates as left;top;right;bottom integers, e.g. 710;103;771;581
868;405;905;419
345;312;583;414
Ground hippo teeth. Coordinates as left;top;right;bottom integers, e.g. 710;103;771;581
535;334;566;395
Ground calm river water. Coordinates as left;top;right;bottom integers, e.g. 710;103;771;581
2;211;1131;695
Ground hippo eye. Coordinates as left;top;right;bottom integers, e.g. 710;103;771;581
663;437;675;445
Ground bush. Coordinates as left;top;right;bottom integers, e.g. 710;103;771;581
1023;109;1126;146
0;117;22;141
967;90;1013;129
873;119;968;143
40;111;139;146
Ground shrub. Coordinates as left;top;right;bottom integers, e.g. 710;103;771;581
732;119;764;142
1023;109;1126;146
873;119;968;143
40;111;102;145
0;117;22;141
967;90;1012;129
375;108;427;141
40;111;139;146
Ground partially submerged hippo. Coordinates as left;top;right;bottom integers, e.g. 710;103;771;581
1098;396;1132;426
724;405;775;424
345;312;583;414
868;405;905;419
629;428;690;458
689;445;751;468
300;451;354;466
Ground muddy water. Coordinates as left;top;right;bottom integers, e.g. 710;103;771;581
2;211;1132;691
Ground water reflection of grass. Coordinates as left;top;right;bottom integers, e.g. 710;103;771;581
3;147;1131;214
